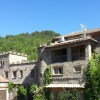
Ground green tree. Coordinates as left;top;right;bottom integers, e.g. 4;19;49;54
8;82;15;93
43;68;52;100
30;84;44;100
44;68;52;85
0;30;60;60
84;53;100;100
58;89;80;100
17;85;27;100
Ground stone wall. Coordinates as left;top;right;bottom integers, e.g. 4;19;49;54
51;60;85;84
38;40;94;85
7;63;36;84
0;53;37;85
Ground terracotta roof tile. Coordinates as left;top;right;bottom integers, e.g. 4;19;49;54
0;75;9;83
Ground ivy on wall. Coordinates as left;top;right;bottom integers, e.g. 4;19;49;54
8;82;15;93
43;67;52;85
84;53;100;100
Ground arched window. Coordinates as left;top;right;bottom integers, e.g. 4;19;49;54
1;60;5;66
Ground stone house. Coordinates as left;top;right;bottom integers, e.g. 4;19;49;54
0;28;100;99
37;28;100;99
0;51;37;85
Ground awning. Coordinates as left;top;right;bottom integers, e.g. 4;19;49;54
45;84;85;88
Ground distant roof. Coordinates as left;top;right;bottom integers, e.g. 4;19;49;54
46;83;85;88
0;75;9;83
54;28;100;39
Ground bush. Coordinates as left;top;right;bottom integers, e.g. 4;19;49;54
17;85;27;100
8;82;15;93
58;89;80;100
30;84;44;100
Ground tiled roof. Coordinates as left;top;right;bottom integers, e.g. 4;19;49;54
47;37;97;48
54;28;100;39
0;75;9;83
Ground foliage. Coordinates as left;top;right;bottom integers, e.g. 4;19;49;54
17;85;27;100
44;67;52;85
34;96;44;100
0;30;59;61
44;88;52;100
30;84;38;94
43;67;52;100
84;53;100;100
58;89;80;100
30;84;44;100
8;82;15;93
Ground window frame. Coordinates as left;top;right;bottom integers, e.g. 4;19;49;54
12;71;17;79
79;47;85;58
74;65;82;73
5;71;8;78
19;70;23;78
0;60;5;66
53;66;63;75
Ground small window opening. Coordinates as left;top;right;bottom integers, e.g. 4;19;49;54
12;71;17;78
5;71;8;78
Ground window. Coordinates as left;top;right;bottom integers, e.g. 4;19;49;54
80;48;85;58
53;67;63;75
5;71;8;78
12;71;17;78
74;66;81;73
20;70;23;78
0;60;5;66
31;69;34;77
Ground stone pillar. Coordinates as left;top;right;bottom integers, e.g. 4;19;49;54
85;43;91;65
67;47;71;61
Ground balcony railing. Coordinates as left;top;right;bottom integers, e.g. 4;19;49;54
52;55;67;63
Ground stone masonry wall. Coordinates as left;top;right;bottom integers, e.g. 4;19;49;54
38;40;93;85
3;62;36;85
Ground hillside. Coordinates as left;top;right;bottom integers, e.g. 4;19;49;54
0;30;60;60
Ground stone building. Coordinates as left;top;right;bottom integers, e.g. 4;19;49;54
0;28;100;99
0;51;37;85
37;28;100;99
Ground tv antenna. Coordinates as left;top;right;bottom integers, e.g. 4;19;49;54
80;24;87;31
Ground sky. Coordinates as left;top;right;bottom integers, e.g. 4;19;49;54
0;0;100;37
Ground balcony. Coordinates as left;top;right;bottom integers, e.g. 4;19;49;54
52;55;67;63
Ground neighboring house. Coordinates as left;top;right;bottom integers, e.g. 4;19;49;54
0;51;37;85
0;75;9;100
37;28;100;99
